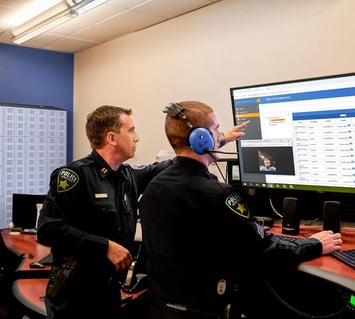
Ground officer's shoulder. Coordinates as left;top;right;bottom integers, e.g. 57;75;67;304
68;156;95;169
224;191;251;220
52;156;94;176
123;159;172;172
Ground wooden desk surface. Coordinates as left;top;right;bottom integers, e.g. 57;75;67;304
12;278;47;317
4;225;355;317
2;228;148;317
2;228;51;277
12;278;148;317
269;224;355;292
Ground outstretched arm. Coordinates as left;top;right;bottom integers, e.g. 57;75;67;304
221;120;250;146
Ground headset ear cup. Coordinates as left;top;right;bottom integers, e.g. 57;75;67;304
189;127;215;155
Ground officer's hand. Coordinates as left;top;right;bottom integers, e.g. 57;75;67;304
223;120;250;144
107;240;133;271
310;230;342;255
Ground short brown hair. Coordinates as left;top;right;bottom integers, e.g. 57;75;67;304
165;101;213;152
86;105;132;149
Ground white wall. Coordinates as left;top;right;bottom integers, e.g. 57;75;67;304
73;0;355;164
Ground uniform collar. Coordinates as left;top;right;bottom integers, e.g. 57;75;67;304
91;149;114;178
174;156;210;174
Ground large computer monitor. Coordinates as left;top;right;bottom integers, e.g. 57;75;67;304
230;73;355;194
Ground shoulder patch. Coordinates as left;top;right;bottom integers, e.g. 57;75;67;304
225;193;250;219
57;168;79;192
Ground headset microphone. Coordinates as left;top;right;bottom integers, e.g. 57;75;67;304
208;150;239;155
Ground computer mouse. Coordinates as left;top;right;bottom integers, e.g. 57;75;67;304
29;262;45;268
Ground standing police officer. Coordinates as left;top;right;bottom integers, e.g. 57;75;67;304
37;105;173;319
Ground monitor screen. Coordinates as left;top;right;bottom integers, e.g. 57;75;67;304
230;73;355;194
12;193;46;230
226;160;241;186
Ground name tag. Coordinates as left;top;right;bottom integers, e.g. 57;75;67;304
95;193;108;198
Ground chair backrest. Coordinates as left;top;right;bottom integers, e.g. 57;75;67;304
0;232;22;289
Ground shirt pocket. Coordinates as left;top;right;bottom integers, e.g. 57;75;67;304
89;198;118;235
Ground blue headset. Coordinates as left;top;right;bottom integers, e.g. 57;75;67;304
163;103;215;155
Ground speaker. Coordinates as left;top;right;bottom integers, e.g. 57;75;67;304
163;103;215;155
323;201;341;233
281;197;299;235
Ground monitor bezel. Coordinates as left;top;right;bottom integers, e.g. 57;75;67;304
230;72;355;195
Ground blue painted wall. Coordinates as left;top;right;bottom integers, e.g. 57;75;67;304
0;43;73;162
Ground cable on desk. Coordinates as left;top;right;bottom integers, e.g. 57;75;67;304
264;279;346;318
269;196;283;218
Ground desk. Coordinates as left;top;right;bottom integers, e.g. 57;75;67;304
269;224;355;292
12;278;148;318
12;278;47;318
4;226;355;316
2;229;51;278
2;229;148;317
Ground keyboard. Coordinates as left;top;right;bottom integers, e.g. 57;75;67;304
330;250;355;269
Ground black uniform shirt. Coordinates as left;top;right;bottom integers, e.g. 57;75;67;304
37;149;171;268
139;157;322;314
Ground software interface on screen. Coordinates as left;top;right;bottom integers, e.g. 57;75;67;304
230;73;355;194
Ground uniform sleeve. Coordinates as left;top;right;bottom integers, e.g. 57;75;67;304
36;167;109;260
260;233;322;272
223;190;322;273
126;159;173;195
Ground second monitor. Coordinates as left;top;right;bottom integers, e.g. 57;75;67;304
12;193;46;231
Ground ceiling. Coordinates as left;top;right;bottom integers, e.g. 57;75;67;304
0;0;221;54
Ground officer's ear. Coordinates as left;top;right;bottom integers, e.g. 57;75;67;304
107;131;119;145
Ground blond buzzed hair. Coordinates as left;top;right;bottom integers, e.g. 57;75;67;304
164;101;213;152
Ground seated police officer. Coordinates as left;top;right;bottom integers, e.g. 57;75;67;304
138;101;342;319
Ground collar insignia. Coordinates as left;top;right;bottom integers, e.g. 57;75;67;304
57;168;79;192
